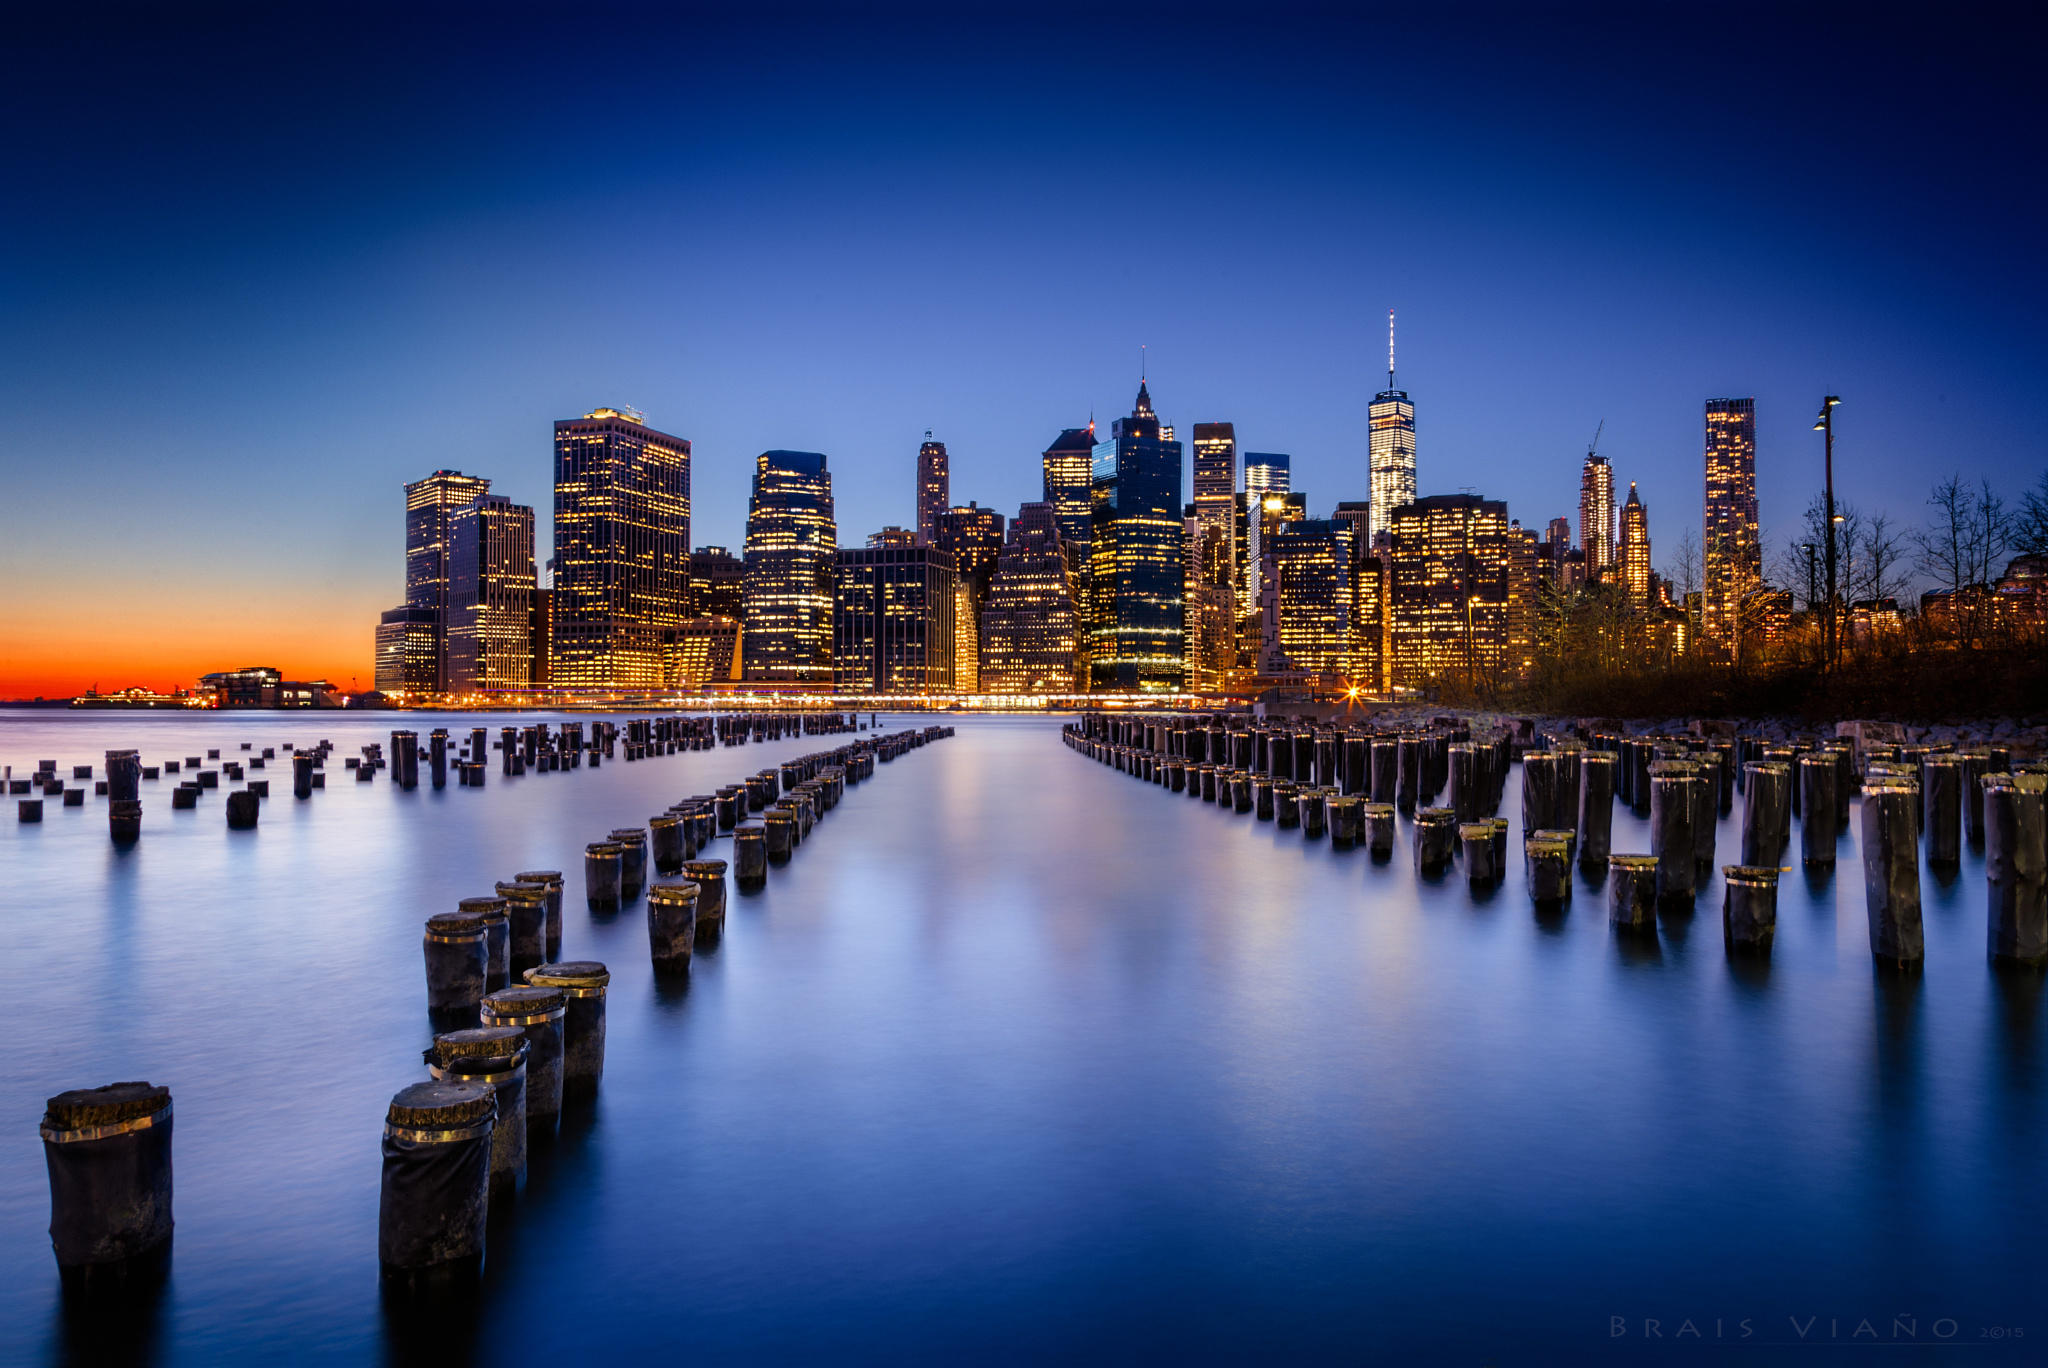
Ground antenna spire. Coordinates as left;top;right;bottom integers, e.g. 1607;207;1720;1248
1387;309;1396;389
1140;343;1147;382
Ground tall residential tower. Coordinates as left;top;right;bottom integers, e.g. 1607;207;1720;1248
1702;397;1760;651
1579;452;1615;577
741;450;838;682
915;434;949;547
551;407;692;689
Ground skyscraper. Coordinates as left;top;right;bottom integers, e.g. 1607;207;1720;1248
1579;452;1615;576
1619;481;1652;606
1241;452;1290;618
832;544;956;693
933;503;1005;605
374;606;438;694
1368;311;1416;543
1269;519;1353;676
1086;380;1184;691
401;469;491;693
1387;494;1534;692
688;546;745;619
1041;426;1096;572
551;407;691;689
447;494;537;691
741;450;837;682
1702;397;1760;652
915;433;949;547
979;502;1080;694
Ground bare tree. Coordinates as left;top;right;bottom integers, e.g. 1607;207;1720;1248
1855;512;1911;605
1915;474;1975;593
1973;477;2010;582
1914;473;2007;592
2016;469;2048;559
1664;527;1700;602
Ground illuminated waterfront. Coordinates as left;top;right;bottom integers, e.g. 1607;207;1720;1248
2;710;2043;1364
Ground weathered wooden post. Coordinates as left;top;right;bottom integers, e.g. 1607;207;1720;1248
1609;855;1658;934
1860;782;1923;969
1721;866;1779;957
378;1082;493;1285
41;1082;174;1283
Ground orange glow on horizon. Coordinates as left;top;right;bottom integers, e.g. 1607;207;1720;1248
1;584;378;700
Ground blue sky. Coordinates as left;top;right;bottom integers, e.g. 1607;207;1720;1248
2;2;2040;689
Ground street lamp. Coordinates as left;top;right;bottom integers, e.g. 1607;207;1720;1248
1813;396;1842;670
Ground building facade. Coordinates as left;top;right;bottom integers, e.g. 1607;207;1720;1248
1702;397;1761;653
979;502;1080;694
1086;382;1184;691
832;545;957;694
551;407;691;689
1619;481;1652;606
447;494;537;692
399;469;491;693
915;434;949;547
1387;494;1533;693
1241;452;1291;619
668;616;741;686
1269;519;1354;677
1579;452;1615;576
689;546;745;620
742;450;838;683
1368;379;1416;545
1041;426;1097;574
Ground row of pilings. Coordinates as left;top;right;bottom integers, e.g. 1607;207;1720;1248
1065;713;2048;971
9;712;864;841
33;721;953;1301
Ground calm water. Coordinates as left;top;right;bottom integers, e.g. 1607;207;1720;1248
1;709;2041;1366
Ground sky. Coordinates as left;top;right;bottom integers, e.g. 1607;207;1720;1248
2;2;2042;696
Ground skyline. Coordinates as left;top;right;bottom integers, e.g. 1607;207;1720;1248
4;6;2043;695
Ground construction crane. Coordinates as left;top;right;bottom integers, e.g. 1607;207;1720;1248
1588;418;1605;458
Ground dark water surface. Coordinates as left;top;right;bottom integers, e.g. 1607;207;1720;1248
1;710;2041;1365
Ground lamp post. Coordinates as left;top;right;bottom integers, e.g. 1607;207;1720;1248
1813;397;1841;670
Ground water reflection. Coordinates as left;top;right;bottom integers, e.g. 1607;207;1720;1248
0;711;2043;1363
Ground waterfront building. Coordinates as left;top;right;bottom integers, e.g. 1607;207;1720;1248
979;501;1080;694
1702;397;1761;654
1619;482;1652;606
1242;452;1291;619
1580;452;1615;574
934;502;1005;605
934;502;1005;688
832;544;957;694
915;434;949;547
1191;421;1237;609
375;605;438;693
198;667;338;708
1332;500;1386;690
1041;425;1096;573
953;579;979;691
399;469;491;693
1183;508;1234;692
1086;382;1184;691
668;616;742;686
867;527;917;548
528;586;552;687
1270;519;1354;676
1368;314;1416;543
689;546;745;619
551;407;691;689
742;450;838;683
1387;494;1534;693
447;494;537;692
